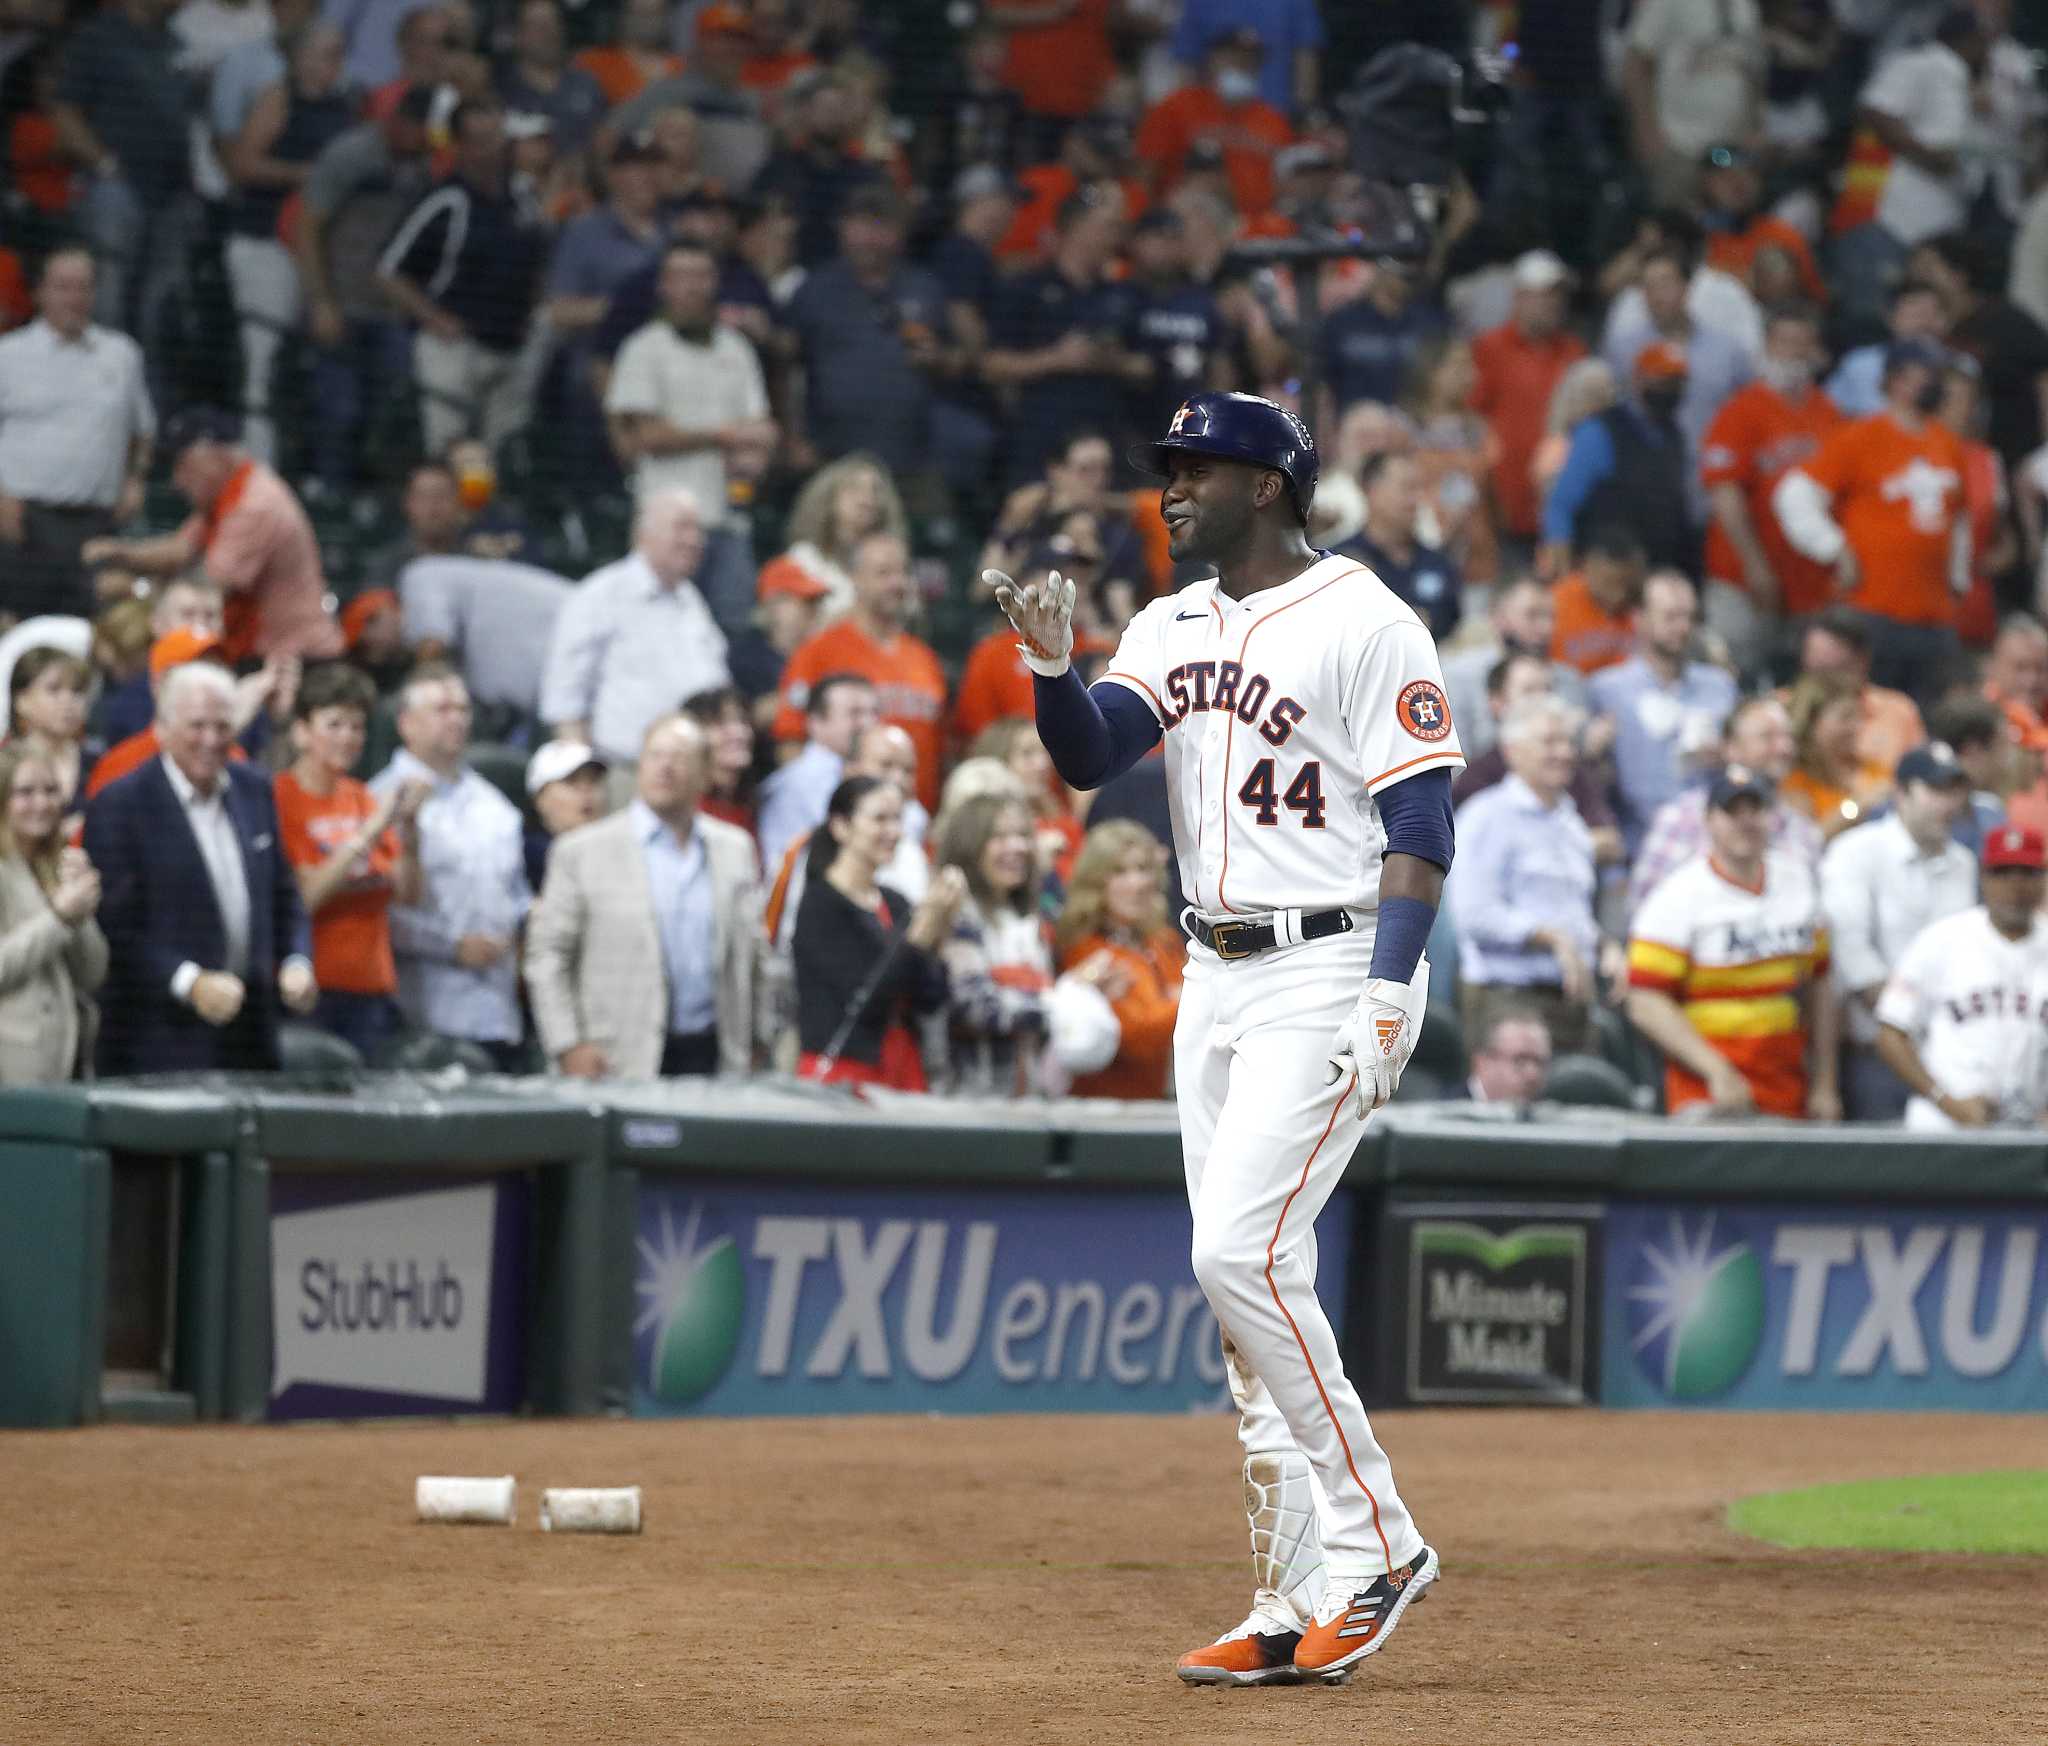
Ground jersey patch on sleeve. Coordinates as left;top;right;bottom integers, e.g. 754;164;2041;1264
1395;679;1453;743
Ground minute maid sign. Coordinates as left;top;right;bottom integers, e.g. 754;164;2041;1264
1604;1203;2048;1410
632;1179;1353;1415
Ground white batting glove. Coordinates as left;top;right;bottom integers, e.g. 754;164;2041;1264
1325;962;1431;1118
986;567;1076;677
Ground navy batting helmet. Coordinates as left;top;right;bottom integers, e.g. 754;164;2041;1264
1139;392;1319;521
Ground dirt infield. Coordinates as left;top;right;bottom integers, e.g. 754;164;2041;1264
6;1410;2044;1745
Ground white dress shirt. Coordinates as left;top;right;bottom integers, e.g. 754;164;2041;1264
160;754;253;993
632;799;716;1034
1821;811;1977;1046
0;319;156;507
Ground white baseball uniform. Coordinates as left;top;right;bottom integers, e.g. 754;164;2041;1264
1097;552;1463;1603
1874;906;2048;1130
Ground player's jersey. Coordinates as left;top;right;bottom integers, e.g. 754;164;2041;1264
1094;553;1464;919
1874;907;2048;1131
1627;849;1829;1117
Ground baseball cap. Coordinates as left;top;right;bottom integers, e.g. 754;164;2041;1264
526;739;608;796
756;556;830;602
149;627;227;681
1512;248;1570;293
1185;138;1227;172
842;184;908;226
1207;23;1263;52
1129;206;1185;238
503;109;552;141
1273;142;1334;181
1635;340;1690;383
1896;741;1969;789
1983;823;2046;871
1884;337;1951;377
1708;764;1775;810
610;128;663;166
952;163;1022;207
1700;142;1755;171
696;2;747;38
161;405;240;461
340;587;399;650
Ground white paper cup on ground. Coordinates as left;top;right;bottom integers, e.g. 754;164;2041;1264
539;1486;643;1534
415;1474;516;1524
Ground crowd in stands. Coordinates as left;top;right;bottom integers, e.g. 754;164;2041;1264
5;0;2048;1130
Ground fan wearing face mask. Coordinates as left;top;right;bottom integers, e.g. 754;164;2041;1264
1699;304;1846;675
1772;338;1971;706
1134;26;1294;220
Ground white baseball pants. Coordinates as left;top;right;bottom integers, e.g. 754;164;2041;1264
1176;935;1427;1593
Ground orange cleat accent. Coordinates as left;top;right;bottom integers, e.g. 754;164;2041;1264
1292;1546;1439;1681
1175;1617;1307;1687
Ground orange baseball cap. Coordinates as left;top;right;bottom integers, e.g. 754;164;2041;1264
1635;340;1690;383
697;3;747;36
149;626;228;681
341;587;400;649
756;556;829;602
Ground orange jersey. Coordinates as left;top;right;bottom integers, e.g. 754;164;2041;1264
274;769;400;995
989;0;1116;118
572;46;684;105
1133;86;1292;218
1628;850;1829;1117
772;620;948;811
1798;411;1968;626
1700;381;1844;615
997;164;1149;261
1704;215;1828;303
1058;929;1184;1100
1469;322;1586;539
1548;573;1636;676
954;624;1036;745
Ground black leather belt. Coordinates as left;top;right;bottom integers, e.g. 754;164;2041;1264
1183;908;1354;960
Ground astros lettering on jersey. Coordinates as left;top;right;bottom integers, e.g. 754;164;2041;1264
1094;553;1465;921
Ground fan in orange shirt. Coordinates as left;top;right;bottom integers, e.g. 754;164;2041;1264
1547;524;1648;677
1135;27;1292;220
1773;340;1969;672
772;531;948;811
987;0;1116;121
997;121;1149;263
1700;305;1844;664
1698;145;1829;304
573;0;683;104
1052;820;1185;1100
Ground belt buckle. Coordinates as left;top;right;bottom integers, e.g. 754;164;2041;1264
1210;921;1254;960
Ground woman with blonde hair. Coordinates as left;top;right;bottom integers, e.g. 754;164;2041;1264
969;717;1083;882
1403;335;1501;585
755;453;909;621
1780;671;1883;840
931;790;1054;1095
1531;358;1618;525
7;646;99;813
0;741;108;1083
1054;821;1184;1099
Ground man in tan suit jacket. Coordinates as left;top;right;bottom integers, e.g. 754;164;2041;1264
525;713;759;1078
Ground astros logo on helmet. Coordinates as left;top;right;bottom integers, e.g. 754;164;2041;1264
1396;680;1452;743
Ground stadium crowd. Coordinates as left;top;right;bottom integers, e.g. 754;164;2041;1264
4;0;2048;1126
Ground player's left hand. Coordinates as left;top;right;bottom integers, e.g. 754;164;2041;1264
1325;965;1430;1118
986;567;1075;677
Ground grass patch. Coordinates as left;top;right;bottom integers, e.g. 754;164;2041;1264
1729;1470;2048;1556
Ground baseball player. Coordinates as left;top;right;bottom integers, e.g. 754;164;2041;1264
990;392;1459;1687
1875;823;2048;1130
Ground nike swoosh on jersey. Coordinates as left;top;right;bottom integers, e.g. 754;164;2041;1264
1175;611;1205;621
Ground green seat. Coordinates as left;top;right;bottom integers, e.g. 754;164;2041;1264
1413;1001;1466;1084
1542;1053;1637;1110
277;1023;363;1076
465;741;531;816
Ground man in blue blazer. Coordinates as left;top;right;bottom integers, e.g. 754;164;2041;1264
84;661;318;1075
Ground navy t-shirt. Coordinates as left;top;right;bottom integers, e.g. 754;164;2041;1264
1339;532;1462;642
993;266;1133;481
1319;295;1446;412
1125;280;1225;439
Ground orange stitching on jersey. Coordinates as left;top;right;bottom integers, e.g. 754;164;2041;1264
1215;565;1372;914
1365;749;1464;791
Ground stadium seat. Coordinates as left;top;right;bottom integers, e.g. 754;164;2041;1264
1413;1001;1466;1085
1542;1053;1636;1109
465;741;532;816
386;1033;500;1075
277;1022;363;1076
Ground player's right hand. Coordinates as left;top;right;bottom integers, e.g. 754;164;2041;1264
986;567;1075;677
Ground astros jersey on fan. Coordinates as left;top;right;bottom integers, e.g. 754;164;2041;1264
1098;557;1463;918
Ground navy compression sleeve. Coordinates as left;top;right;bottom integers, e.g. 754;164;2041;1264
1369;768;1456;983
1032;667;1163;789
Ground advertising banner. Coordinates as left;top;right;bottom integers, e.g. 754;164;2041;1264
1604;1200;2048;1410
268;1173;528;1420
631;1178;1352;1416
1388;1202;1601;1405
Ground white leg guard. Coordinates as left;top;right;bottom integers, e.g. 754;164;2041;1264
1244;1450;1326;1628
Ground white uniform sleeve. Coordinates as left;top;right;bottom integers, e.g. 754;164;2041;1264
1095;597;1173;726
1344;617;1466;796
1874;922;1943;1038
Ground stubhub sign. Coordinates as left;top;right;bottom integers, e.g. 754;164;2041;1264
633;1178;1353;1416
268;1174;528;1420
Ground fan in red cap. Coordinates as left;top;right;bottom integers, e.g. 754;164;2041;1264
1872;819;2048;1130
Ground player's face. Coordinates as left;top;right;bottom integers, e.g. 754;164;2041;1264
1984;865;2046;933
1161;453;1262;564
1706;796;1769;863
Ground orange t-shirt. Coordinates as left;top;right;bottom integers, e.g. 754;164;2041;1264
1059;930;1184;1100
991;0;1115;118
997;164;1150;261
1797;411;1968;627
772;620;949;811
1699;380;1844;615
573;46;684;105
1469;322;1586;540
1133;86;1292;218
1548;574;1636;676
1704;215;1828;303
84;728;247;801
274;769;401;995
954;624;1036;745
